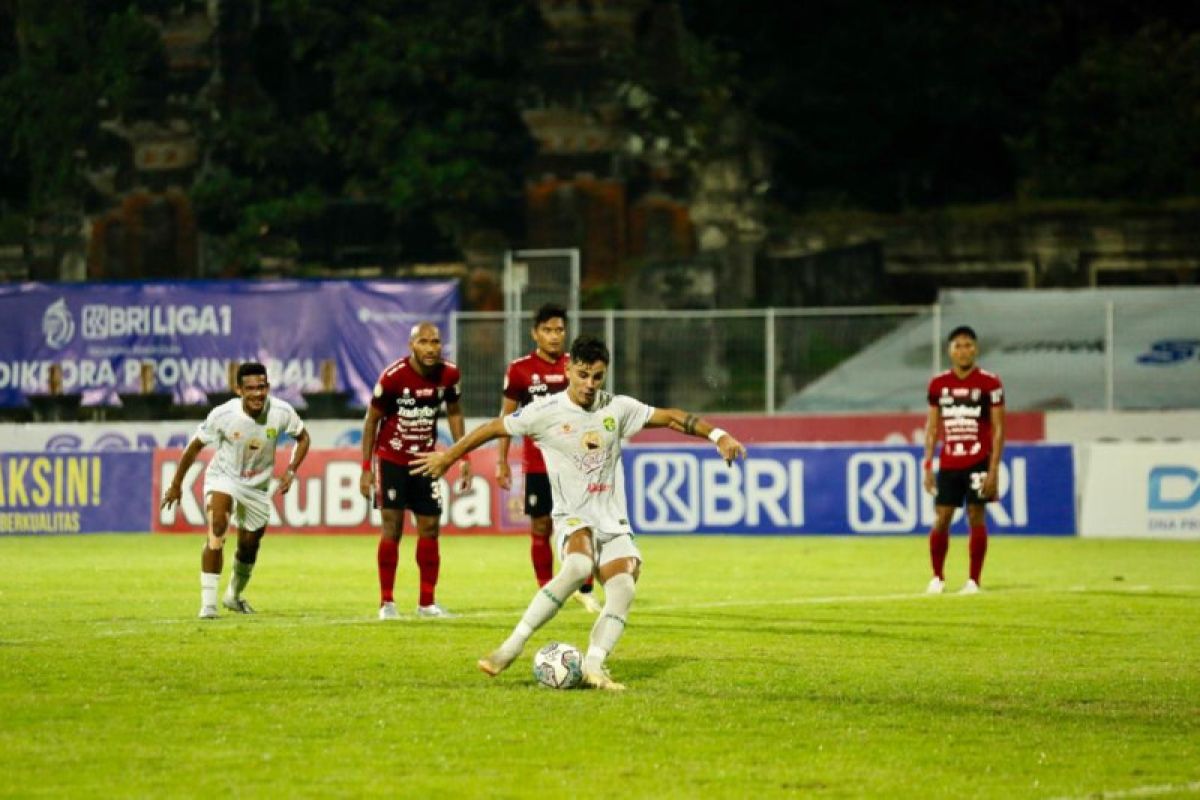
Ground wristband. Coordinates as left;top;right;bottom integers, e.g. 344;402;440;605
708;427;728;444
361;458;372;471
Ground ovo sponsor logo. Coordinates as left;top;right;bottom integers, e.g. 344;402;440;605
847;452;1028;533
631;452;804;532
1147;466;1200;511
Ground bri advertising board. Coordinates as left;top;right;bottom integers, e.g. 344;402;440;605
624;444;1076;535
0;280;457;409
9;444;1075;536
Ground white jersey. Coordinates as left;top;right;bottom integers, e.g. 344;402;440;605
192;398;305;489
503;390;653;537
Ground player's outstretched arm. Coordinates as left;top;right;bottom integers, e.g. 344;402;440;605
495;396;519;490
646;408;747;465
277;429;311;496
161;437;206;510
411;418;510;479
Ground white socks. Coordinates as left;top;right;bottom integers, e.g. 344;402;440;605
499;552;593;658
586;572;635;673
200;572;219;609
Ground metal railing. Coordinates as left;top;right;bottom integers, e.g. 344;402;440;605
451;298;1198;415
450;306;929;417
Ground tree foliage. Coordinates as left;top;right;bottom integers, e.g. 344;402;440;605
191;0;545;262
680;0;1200;210
3;0;1200;262
0;1;164;215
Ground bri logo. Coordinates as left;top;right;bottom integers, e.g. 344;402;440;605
1147;466;1200;511
848;452;1028;533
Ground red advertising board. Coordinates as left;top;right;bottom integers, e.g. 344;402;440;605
152;447;526;535
630;412;1044;445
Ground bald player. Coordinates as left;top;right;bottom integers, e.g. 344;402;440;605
360;322;472;619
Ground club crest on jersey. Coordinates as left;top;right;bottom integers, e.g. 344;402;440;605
603;417;616;432
531;374;541;384
265;427;278;440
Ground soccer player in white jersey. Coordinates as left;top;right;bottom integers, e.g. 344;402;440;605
161;362;311;618
413;335;747;690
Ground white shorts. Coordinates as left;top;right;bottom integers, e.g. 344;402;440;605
555;516;642;568
205;474;272;532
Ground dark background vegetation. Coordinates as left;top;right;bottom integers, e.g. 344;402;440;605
2;0;1198;267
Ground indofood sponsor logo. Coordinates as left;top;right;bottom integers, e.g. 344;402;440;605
42;299;76;349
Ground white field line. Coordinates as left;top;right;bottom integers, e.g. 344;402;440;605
4;585;1195;647
2;584;1196;643
1047;779;1200;800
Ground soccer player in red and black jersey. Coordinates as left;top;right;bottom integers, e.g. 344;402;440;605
922;325;1006;595
359;321;472;619
496;303;601;613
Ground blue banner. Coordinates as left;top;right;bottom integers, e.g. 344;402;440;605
0;280;458;407
624;444;1076;535
0;452;152;535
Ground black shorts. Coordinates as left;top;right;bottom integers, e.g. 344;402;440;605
524;472;553;517
375;459;441;516
935;459;992;508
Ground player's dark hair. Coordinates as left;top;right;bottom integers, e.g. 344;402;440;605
236;361;268;385
569;335;610;365
947;325;977;343
533;302;567;327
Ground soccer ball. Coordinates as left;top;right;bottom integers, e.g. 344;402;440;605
532;642;583;689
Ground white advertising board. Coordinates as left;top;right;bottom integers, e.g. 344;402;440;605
1079;442;1200;539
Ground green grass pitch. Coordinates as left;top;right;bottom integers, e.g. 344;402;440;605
1;534;1197;799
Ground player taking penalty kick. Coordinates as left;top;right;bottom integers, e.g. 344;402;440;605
414;335;747;690
497;302;600;612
